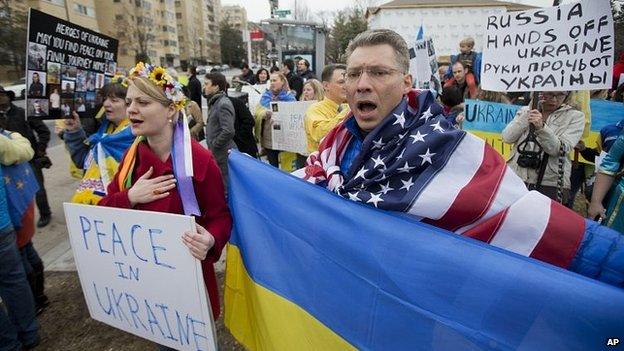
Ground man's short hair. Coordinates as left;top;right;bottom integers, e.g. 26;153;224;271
321;64;346;83
441;85;463;108
241;63;250;70
189;66;197;75
283;58;295;72
345;29;410;74
300;59;310;69
205;72;227;92
452;61;466;70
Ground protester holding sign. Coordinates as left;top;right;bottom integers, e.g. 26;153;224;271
502;92;585;204
255;72;296;167
61;76;134;205
98;62;232;322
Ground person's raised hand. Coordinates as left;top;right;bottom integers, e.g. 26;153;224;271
527;109;544;130
64;111;81;132
127;166;177;206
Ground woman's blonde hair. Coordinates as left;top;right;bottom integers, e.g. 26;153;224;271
130;77;171;107
270;72;290;92
301;79;324;101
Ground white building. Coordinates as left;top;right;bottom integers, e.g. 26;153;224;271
366;0;536;59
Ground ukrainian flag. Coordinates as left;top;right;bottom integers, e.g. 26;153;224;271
224;151;623;350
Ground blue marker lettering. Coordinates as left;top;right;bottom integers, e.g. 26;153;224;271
144;299;166;338
92;282;113;316
125;293;147;331
79;216;91;250
190;317;208;351
155;303;178;342
94;220;110;254
111;222;127;256
131;224;148;262
128;265;140;281
149;229;175;269
176;311;191;346
113;261;129;279
111;288;129;323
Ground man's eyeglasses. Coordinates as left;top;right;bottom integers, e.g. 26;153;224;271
343;66;404;83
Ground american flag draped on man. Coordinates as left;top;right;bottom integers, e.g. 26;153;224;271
294;90;623;286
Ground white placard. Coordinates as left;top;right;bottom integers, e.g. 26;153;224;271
64;203;216;351
481;0;614;92
410;37;441;93
269;100;315;155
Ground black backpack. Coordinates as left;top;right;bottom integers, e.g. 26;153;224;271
228;95;258;158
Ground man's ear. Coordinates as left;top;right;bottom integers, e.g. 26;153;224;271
403;73;413;94
322;81;330;92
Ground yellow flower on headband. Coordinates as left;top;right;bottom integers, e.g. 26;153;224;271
149;66;168;86
128;62;188;111
111;74;129;87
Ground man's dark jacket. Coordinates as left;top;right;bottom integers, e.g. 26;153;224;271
187;74;203;110
0;103;50;155
286;71;303;100
228;96;258;158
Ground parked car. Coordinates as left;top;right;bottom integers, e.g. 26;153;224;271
222;64;230;71
213;65;222;72
3;77;26;100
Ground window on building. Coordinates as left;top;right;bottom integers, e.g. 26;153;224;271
73;4;95;18
115;14;124;20
176;13;182;19
113;0;120;2
44;0;65;5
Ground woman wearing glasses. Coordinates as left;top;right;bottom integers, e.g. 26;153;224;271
502;91;585;204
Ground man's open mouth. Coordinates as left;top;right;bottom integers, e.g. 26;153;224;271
357;101;377;113
129;118;143;124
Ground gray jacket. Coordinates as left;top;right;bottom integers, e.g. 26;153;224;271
502;105;585;189
205;92;237;168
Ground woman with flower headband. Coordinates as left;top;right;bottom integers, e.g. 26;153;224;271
61;76;135;204
98;63;232;323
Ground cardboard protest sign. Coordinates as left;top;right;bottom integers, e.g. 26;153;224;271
463;100;521;159
409;38;441;93
463;99;624;163
481;0;614;92
64;203;216;351
269;101;315;155
26;9;118;119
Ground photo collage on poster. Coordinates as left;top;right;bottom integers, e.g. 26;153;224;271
26;9;118;119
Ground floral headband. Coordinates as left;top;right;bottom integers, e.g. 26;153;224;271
128;62;187;110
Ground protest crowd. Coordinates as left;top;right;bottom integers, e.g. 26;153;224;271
1;0;624;350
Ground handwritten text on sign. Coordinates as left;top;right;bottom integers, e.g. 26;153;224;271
481;0;614;92
270;101;315;155
64;203;216;351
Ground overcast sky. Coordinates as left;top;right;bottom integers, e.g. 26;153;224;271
221;0;572;22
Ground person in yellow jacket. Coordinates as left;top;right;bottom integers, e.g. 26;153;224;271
304;64;350;154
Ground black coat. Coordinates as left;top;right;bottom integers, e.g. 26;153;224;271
0;103;50;156
187;75;203;110
228;96;258;158
286;72;304;100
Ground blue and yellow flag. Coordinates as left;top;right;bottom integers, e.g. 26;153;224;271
224;151;623;350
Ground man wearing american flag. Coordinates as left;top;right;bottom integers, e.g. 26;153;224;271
294;29;623;288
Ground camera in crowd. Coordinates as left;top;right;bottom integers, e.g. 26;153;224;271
517;152;542;169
